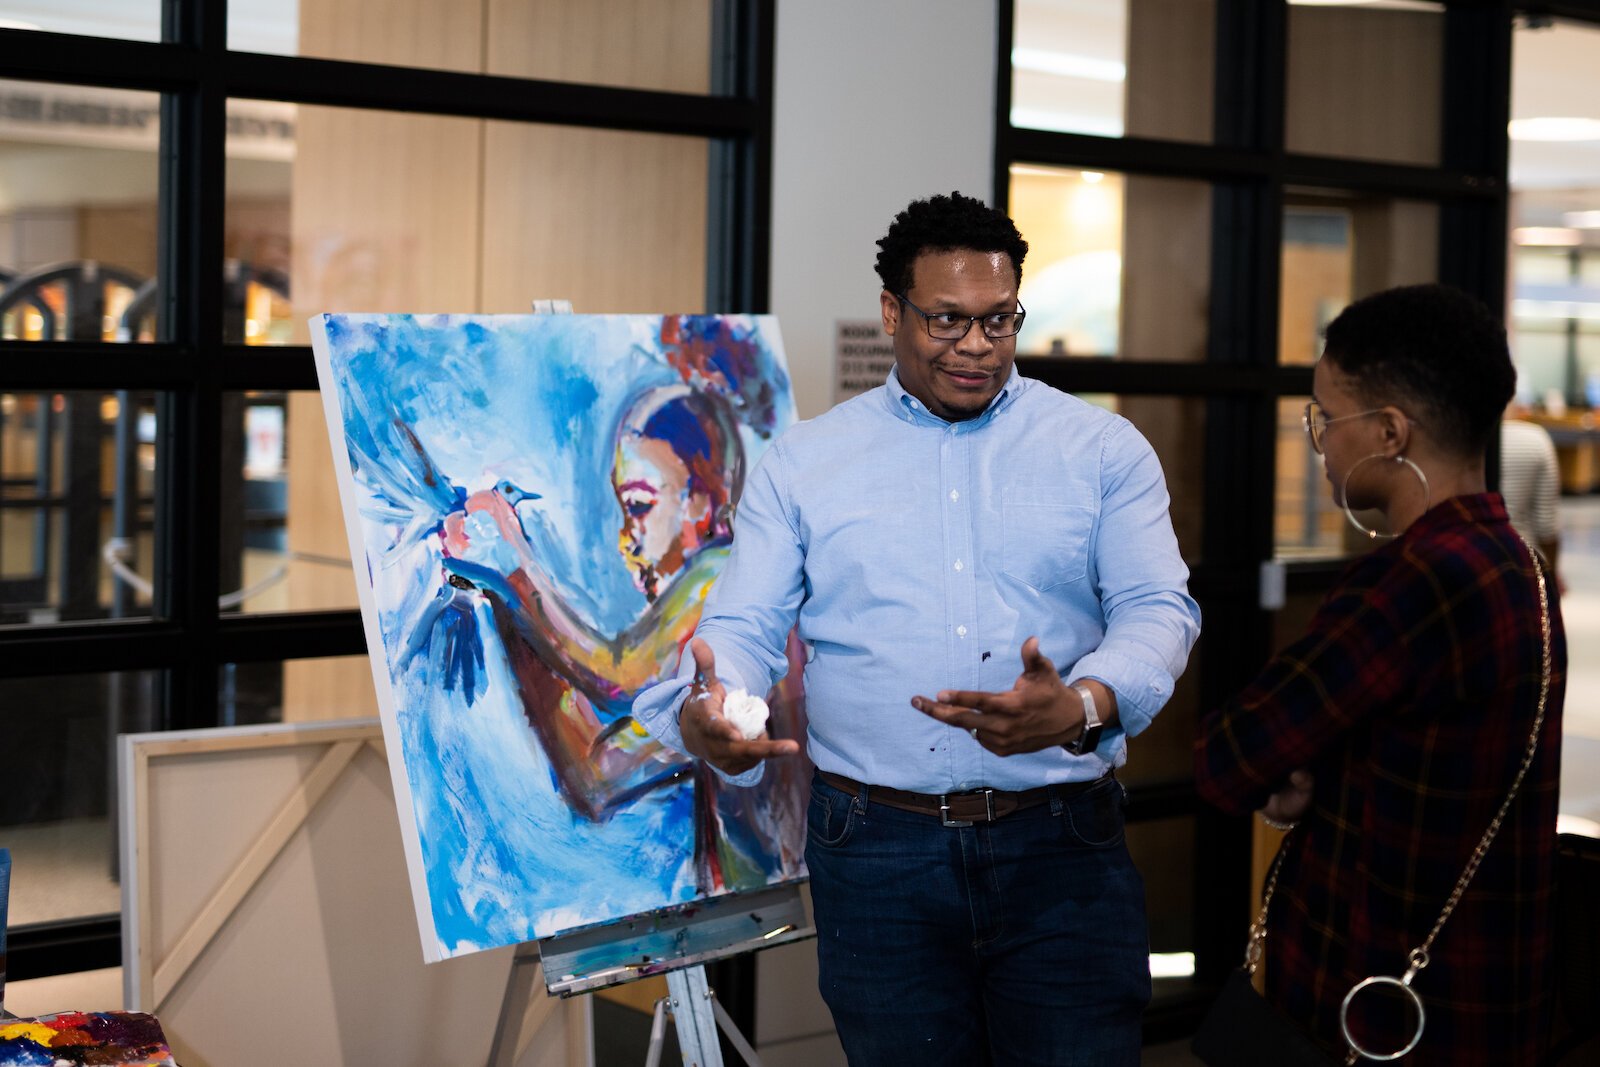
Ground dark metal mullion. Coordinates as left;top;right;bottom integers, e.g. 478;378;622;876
0;344;195;389
1188;0;1290;992
6;916;121;983
0;28;196;90
1280;151;1499;200
1008;127;1269;184
218;346;319;391
1016;358;1312;397
0;622;190;677
744;0;775;313
215;611;368;663
221;50;755;139
1440;2;1514;493
1518;0;1600;19
157;0;228;732
993;1;1016;212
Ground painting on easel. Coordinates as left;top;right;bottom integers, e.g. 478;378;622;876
310;313;807;962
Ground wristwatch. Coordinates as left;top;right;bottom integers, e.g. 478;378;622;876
1065;682;1104;756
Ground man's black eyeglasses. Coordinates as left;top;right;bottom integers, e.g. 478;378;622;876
896;293;1026;340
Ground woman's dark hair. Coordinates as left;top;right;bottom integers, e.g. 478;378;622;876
874;191;1029;295
1321;283;1514;458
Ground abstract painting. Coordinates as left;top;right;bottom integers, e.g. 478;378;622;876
310;313;807;961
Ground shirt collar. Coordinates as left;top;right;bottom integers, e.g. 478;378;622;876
883;364;1026;429
1404;492;1509;538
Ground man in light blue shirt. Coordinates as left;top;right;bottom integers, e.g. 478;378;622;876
633;192;1199;1065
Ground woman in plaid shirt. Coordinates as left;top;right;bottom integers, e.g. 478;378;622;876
1196;284;1565;1065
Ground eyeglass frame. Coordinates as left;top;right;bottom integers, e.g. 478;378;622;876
1302;399;1420;455
894;292;1027;340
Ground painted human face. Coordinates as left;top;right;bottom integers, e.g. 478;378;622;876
613;436;703;600
881;249;1019;421
1311;356;1387;510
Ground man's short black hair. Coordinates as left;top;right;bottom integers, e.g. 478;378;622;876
1321;283;1514;459
874;191;1029;295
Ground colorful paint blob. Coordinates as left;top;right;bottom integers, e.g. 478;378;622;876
311;314;808;961
0;1012;176;1066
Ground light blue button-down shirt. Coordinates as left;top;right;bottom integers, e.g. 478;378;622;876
632;365;1201;793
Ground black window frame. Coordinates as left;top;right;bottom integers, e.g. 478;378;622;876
0;0;775;983
996;0;1526;1042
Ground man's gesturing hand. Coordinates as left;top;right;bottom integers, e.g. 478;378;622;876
679;638;800;775
911;637;1099;756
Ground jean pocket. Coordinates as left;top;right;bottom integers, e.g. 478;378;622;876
1061;778;1126;849
807;784;859;848
1002;497;1094;591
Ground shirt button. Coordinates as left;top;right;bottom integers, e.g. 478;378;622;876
949;489;959;502
953;559;964;572
957;625;968;638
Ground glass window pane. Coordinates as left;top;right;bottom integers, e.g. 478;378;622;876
0;81;160;343
0;1;159;42
1125;815;1199;997
224;101;294;345
220;655;377;725
1;669;160;927
1119;636;1201;789
1011;0;1215;144
1285;0;1444;166
1279;191;1440;365
222;390;359;614
235;100;712;345
229;0;716;94
1;390;161;625
1010;167;1211;362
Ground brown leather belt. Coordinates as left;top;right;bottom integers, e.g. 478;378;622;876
817;770;1108;827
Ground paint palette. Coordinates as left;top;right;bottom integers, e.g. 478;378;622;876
0;1011;177;1065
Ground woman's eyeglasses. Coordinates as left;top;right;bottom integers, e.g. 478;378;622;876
1302;400;1390;455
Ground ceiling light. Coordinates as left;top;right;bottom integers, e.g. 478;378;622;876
1513;227;1582;246
1508;117;1600;142
1010;48;1126;83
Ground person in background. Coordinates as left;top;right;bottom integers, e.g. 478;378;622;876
1195;283;1565;1065
634;191;1200;1065
1500;410;1563;588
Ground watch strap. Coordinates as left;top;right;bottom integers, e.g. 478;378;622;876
1066;681;1104;756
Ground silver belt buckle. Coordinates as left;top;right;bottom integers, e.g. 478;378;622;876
940;788;995;827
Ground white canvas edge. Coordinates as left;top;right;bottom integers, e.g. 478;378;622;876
308;314;446;963
118;730;142;1007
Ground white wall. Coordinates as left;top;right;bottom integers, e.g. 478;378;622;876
756;5;998;1062
770;0;999;421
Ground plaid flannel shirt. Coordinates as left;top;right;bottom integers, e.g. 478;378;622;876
1195;494;1564;1065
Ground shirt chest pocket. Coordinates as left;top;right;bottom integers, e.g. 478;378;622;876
1001;493;1095;592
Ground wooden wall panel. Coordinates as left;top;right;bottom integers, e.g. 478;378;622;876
486;0;711;93
479;122;708;314
1286;7;1443;166
1125;0;1214;143
298;0;484;71
1120;175;1210;364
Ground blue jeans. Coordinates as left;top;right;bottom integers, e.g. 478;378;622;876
805;772;1150;1067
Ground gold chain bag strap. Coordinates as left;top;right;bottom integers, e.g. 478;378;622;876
1248;532;1552;1065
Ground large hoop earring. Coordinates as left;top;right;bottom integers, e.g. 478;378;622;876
1342;453;1431;540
